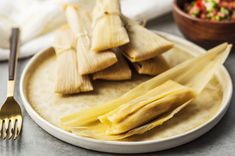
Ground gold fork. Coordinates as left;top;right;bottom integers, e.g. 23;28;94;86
0;28;23;140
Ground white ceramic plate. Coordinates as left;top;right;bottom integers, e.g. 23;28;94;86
20;32;233;153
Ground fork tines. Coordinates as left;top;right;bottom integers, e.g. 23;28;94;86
0;116;22;140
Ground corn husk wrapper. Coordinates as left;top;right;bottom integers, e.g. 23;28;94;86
70;100;191;140
120;16;173;62
100;80;196;135
53;25;93;94
93;49;131;81
91;0;129;51
133;55;169;76
65;5;117;75
61;43;231;127
70;81;194;140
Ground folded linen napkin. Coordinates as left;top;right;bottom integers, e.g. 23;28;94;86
0;0;173;61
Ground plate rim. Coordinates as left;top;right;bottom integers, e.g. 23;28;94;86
19;31;233;150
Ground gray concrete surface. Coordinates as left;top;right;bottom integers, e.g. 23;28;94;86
1;14;235;156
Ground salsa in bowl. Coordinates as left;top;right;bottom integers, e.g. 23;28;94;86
173;0;235;46
184;0;235;22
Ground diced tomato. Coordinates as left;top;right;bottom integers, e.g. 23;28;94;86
196;0;204;8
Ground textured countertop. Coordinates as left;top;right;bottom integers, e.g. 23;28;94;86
1;14;235;156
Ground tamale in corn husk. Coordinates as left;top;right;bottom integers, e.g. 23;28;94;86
120;16;173;62
61;43;231;127
70;100;191;140
53;25;93;94
65;5;117;75
100;80;195;135
133;55;169;76
91;0;129;51
93;49;131;81
70;81;195;140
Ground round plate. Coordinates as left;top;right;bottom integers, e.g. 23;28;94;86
20;32;233;153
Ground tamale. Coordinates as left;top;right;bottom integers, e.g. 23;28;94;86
65;5;118;75
120;16;173;62
101;80;195;134
99;80;192;124
93;49;132;81
133;55;169;76
69;81;195;140
61;43;231;126
53;25;93;94
91;0;129;51
70;100;191;140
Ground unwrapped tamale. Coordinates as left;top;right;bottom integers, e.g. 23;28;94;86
68;80;195;140
100;80;195;135
70;100;191;140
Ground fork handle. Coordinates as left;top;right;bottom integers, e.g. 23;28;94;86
9;28;20;80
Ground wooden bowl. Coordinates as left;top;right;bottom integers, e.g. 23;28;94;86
173;0;235;47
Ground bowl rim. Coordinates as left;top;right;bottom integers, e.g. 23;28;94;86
173;0;235;24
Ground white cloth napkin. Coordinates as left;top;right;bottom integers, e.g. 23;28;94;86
0;0;173;61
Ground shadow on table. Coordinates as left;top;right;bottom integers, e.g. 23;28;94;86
0;134;22;155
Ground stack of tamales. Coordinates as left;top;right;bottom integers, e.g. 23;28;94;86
53;0;175;95
51;0;232;141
